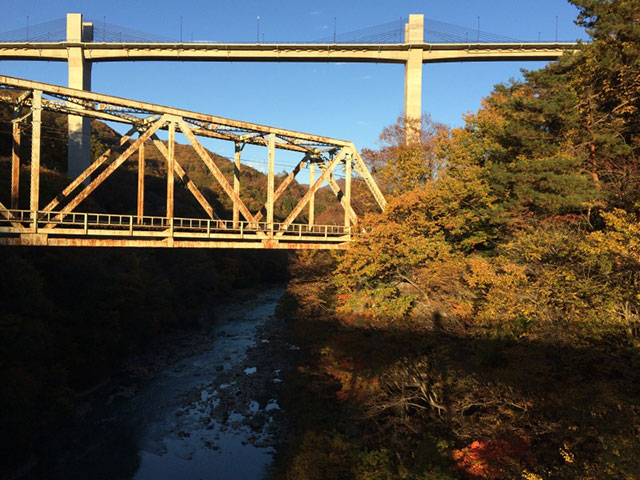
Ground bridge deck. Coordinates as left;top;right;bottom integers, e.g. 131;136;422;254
0;210;350;249
0;41;578;64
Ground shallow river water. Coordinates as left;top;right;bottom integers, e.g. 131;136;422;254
39;286;290;480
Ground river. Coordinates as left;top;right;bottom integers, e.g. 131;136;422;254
31;286;291;480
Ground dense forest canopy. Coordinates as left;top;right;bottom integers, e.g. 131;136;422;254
336;0;639;336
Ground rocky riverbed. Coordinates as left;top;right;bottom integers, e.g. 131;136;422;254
26;285;293;480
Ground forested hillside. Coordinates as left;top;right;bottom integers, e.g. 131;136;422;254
278;1;640;478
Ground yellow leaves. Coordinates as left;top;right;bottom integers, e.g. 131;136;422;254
464;256;495;288
559;443;576;464
582;209;640;262
522;470;545;480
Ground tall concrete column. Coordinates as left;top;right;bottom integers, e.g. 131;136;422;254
67;13;93;179
404;14;424;142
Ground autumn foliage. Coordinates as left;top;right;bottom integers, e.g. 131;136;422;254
277;1;640;479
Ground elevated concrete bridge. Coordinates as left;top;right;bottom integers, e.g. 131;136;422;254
0;14;580;178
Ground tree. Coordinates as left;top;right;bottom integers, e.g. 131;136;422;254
565;0;640;211
362;115;448;195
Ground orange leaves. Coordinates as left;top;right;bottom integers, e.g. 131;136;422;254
319;346;381;403
452;436;534;479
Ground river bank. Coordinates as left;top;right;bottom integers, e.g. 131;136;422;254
17;285;293;480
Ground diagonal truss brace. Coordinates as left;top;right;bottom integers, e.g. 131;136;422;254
0;201;24;228
177;118;257;224
276;148;347;236
43;126;138;212
45;116;166;225
324;168;358;226
350;145;386;211
150;134;218;221
253;153;311;223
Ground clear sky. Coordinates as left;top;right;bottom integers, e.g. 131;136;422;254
1;1;588;172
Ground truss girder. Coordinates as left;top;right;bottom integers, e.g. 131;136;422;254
0;75;387;250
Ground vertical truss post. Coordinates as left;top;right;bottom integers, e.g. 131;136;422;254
278;148;346;233
266;133;275;235
166;119;175;219
233;142;243;228
308;162;315;228
177;119;256;224
30;90;42;229
137;141;145;223
344;153;351;228
11;119;20;210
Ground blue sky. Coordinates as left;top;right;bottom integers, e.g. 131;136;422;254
1;1;588;173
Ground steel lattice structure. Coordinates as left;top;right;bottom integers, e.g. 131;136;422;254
0;75;386;249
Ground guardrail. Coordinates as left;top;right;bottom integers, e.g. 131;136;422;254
0;210;351;245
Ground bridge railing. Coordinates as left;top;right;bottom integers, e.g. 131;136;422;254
0;209;351;241
0;15;577;46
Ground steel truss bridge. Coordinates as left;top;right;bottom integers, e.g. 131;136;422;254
0;75;386;249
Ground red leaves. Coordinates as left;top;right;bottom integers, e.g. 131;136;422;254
452;436;534;479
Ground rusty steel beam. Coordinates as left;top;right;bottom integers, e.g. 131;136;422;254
40;98;143;125
0;75;350;148
309;162;315;227
52;116;166;221
172;125;311;153
43;126;138;212
150;135;215;220
0;235;349;250
233;142;243;228
344;154;351;228
11;120;20;210
29;90;42;218
253;153;310;223
31;96;312;152
321;158;358;225
137;142;145;222
325;172;358;225
0;201;24;228
177;118;256;224
278;148;346;232
166;119;175;219
350;144;386;211
190;126;312;153
7;225;348;243
266;133;275;235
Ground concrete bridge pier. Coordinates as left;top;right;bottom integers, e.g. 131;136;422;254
404;14;424;142
67;13;93;179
